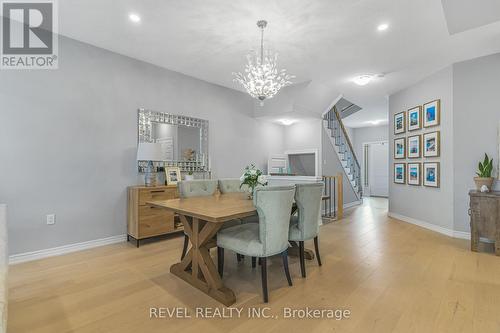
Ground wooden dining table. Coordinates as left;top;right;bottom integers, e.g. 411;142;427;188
148;192;316;306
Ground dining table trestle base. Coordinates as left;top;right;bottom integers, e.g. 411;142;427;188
169;214;236;306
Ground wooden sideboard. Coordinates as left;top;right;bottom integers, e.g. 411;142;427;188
127;185;181;247
469;190;500;255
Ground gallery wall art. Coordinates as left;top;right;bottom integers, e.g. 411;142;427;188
407;135;421;158
423;131;440;157
407;106;422;131
394;112;406;134
407;163;421;186
423;99;440;128
394;163;406;184
394;138;406;159
423;162;440;187
393;99;441;187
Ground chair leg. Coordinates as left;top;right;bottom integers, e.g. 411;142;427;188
261;257;268;303
217;247;224;278
299;241;306;278
236;253;242;262
181;234;189;260
258;257;262;266
314;236;322;266
252;257;256;268
282;250;293;286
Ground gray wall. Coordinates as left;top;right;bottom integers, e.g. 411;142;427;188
0;36;285;255
453;54;500;232
351;125;389;165
389;66;455;230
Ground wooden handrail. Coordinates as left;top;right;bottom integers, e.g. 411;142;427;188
332;106;360;170
321;173;344;220
336;172;343;219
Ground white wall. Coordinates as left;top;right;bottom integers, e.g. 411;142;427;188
389;66;454;230
0;36;285;255
453;53;500;232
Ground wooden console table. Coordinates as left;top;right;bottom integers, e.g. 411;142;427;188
469;190;500;255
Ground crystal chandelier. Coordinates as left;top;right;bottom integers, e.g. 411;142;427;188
233;20;294;103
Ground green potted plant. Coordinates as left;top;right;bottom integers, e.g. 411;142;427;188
185;171;194;181
474;153;494;191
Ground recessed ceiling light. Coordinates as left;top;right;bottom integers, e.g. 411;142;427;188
377;23;389;31
352;75;374;86
129;13;141;23
278;119;297;126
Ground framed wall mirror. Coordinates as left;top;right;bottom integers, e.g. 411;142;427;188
137;108;209;173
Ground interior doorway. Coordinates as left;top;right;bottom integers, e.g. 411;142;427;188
363;141;389;197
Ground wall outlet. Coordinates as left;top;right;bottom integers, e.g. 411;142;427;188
46;214;56;225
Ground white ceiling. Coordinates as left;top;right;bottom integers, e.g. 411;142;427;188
58;0;500;127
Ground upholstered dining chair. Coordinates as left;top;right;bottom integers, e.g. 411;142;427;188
218;178;259;231
178;180;218;260
288;183;324;278
218;178;245;194
217;186;296;303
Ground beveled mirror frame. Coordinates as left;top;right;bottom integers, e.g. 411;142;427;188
137;108;209;173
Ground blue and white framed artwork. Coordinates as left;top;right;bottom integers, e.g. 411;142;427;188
407;163;421;186
423;99;440;128
407;106;422;131
394;163;406;184
394;138;406;159
423;162;440;187
394;111;406;134
423;131;440;157
407;135;421;158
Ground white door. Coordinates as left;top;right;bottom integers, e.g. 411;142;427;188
365;142;389;197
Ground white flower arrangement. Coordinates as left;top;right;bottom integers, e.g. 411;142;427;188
240;164;268;198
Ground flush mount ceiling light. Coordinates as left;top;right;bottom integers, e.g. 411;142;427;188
129;13;141;23
278;119;297;126
233;20;294;104
352;74;384;86
352;74;374;86
377;23;389;31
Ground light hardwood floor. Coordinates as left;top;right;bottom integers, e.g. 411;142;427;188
8;198;500;333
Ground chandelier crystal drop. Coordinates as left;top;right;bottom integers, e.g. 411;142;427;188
233;20;294;103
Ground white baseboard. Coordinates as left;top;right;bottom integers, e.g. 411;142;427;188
9;234;127;265
344;200;363;209
388;212;495;243
388;212;455;237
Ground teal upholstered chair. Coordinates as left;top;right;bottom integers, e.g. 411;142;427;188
218;179;259;232
217;186;295;303
218;178;245;194
178;179;218;198
178;180;218;260
289;183;324;277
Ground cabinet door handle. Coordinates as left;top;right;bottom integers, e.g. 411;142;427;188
468;208;472;216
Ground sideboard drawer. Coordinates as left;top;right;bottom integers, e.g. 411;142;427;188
139;212;175;238
138;188;176;206
128;185;181;245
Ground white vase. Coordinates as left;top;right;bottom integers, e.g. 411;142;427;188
185;174;195;181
